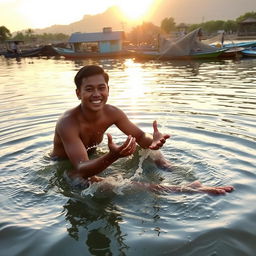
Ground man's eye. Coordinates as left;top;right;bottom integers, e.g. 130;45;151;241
85;88;92;92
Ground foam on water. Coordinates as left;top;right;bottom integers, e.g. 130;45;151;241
80;148;155;197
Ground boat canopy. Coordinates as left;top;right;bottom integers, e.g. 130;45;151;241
160;28;215;57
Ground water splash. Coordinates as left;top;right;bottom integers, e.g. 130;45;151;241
81;148;153;197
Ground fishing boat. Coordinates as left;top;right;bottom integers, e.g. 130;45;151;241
135;28;226;61
3;47;43;58
224;41;256;49
135;49;225;60
53;46;132;59
241;47;256;57
3;45;58;58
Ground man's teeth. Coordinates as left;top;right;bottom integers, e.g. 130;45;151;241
92;100;101;104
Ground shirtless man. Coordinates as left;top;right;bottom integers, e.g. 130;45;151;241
51;65;233;195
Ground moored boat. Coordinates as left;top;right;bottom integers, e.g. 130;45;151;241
53;46;132;59
135;28;226;61
135;49;225;60
241;48;256;57
3;47;43;58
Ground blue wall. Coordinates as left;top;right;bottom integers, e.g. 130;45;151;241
99;40;122;53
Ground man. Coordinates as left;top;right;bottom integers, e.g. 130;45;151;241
51;65;233;195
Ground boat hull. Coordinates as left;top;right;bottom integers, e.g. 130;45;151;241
242;49;256;57
3;48;42;58
135;50;225;60
53;47;132;59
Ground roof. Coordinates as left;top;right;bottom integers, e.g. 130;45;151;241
240;17;256;24
69;31;124;43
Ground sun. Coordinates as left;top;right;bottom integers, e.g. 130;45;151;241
117;0;156;21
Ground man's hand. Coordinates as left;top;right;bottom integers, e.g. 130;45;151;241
107;133;137;158
149;120;170;150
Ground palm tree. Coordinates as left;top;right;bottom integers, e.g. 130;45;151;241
0;26;11;43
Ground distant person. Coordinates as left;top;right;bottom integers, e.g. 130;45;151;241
11;41;20;54
221;32;225;47
198;28;203;41
51;65;234;195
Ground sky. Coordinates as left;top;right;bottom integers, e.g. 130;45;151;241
0;0;256;33
0;0;156;32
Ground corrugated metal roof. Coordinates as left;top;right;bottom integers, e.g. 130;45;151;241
69;31;124;43
240;17;256;24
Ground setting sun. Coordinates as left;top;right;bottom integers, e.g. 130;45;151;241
117;0;156;21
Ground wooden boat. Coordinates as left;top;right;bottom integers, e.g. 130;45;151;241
3;47;42;58
135;49;225;60
53;47;132;59
218;47;244;59
224;41;256;49
135;28;226;61
241;48;256;57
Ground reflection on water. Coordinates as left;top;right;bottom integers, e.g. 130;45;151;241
0;56;256;256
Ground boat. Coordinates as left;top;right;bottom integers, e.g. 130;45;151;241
3;47;43;58
241;47;256;57
224;41;256;49
3;45;59;58
218;47;244;59
53;46;132;59
135;49;225;60
135;28;226;61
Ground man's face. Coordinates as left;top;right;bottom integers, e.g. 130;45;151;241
76;74;109;112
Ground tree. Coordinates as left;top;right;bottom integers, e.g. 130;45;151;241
236;12;256;23
12;32;25;41
127;22;160;45
161;17;176;34
224;20;238;34
25;28;34;38
0;26;11;42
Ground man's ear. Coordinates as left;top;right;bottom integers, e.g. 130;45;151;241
76;88;81;100
107;85;109;95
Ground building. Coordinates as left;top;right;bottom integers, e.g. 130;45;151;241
68;27;125;53
237;17;256;36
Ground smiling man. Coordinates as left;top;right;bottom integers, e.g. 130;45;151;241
51;65;234;195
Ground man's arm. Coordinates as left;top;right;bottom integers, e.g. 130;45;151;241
57;119;136;179
114;108;170;150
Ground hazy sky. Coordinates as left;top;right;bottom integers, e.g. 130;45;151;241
1;0;256;32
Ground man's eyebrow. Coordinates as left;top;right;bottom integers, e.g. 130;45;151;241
84;83;106;87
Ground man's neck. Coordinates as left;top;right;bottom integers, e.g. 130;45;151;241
79;104;102;123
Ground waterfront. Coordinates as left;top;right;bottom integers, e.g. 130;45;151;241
0;56;256;256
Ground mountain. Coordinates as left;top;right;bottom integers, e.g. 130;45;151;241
33;6;135;35
32;0;256;35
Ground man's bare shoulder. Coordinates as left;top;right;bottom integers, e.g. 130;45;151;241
56;106;80;131
104;104;126;121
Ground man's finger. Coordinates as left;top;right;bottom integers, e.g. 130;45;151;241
121;137;135;153
128;138;137;154
107;133;113;144
153;120;158;132
120;135;133;150
164;134;170;139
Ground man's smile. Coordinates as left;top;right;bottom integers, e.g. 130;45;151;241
91;100;102;104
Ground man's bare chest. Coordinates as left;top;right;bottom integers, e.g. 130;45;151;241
79;123;110;148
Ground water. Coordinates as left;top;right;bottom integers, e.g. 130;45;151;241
0;56;256;256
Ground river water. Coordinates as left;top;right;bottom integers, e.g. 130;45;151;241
0;56;256;256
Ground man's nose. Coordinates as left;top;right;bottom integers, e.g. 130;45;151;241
92;89;100;96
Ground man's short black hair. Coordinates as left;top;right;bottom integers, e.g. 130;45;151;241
74;65;109;89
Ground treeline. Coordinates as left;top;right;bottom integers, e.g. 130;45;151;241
126;11;256;45
0;27;69;44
